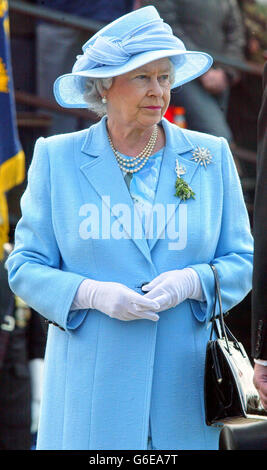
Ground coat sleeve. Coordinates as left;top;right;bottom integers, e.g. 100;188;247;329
141;0;199;51
6;137;88;332
251;63;267;359
220;0;245;84
189;137;253;324
223;0;245;60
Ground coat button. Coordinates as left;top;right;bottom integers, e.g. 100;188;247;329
141;282;149;288
135;282;150;290
140;282;150;292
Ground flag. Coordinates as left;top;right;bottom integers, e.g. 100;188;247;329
0;0;25;259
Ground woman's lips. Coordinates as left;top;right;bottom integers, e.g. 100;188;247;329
144;106;161;109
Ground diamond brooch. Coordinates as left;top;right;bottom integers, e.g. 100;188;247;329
191;146;213;168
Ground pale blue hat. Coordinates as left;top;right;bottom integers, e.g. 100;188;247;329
53;6;213;108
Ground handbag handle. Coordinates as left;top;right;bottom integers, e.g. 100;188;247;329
209;265;247;358
209;264;231;353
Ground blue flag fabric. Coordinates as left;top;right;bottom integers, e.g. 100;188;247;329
0;0;25;191
0;0;25;256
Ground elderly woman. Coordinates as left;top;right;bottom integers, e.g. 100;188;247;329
6;7;253;450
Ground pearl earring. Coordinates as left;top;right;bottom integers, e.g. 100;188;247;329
102;96;107;104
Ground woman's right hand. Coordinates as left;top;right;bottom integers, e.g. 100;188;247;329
71;279;160;322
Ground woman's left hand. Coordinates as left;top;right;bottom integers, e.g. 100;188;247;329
141;268;203;312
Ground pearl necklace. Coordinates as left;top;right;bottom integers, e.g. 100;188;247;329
108;125;158;174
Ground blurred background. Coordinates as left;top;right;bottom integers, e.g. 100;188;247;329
0;0;266;450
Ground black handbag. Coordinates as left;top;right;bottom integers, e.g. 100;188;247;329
204;264;267;426
219;421;267;450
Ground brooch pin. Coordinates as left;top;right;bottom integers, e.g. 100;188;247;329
191;146;213;168
174;159;195;201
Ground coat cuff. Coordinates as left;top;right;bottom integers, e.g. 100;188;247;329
188;263;217;323
254;359;267;366
62;276;89;331
66;308;90;330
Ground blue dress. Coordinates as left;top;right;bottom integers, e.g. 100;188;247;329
121;148;164;237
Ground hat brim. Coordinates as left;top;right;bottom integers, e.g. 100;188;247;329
53;49;213;108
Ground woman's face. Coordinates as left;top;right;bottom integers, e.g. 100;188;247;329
105;58;172;129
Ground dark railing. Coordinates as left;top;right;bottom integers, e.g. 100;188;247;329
9;0;103;127
15;90;97;122
9;0;105;33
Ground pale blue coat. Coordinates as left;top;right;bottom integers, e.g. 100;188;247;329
6;117;253;450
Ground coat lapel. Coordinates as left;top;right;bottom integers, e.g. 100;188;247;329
79;117;153;264
147;119;199;251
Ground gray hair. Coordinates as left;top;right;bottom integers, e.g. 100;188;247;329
84;77;113;117
83;58;175;117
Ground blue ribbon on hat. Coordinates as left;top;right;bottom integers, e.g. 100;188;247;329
73;19;185;73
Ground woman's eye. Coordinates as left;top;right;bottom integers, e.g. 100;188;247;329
134;74;170;82
159;75;169;81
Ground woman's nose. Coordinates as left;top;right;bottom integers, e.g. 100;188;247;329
148;77;164;96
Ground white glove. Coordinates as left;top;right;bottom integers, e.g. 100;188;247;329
29;358;44;433
141;268;204;312
71;279;160;322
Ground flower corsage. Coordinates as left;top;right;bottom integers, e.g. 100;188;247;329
174;159;195;201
